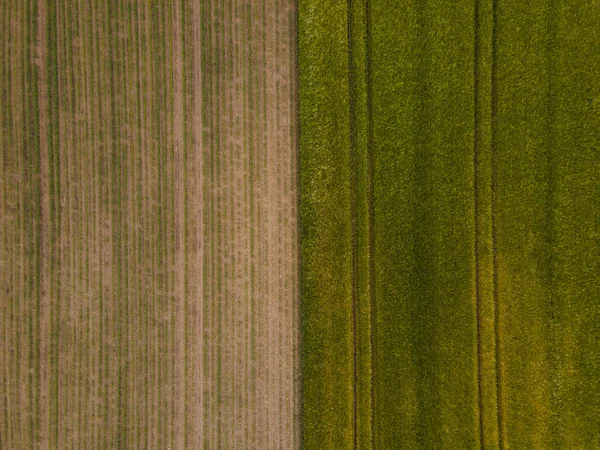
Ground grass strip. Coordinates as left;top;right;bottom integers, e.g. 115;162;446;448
298;0;355;448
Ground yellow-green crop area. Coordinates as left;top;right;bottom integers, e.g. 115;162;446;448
299;0;600;448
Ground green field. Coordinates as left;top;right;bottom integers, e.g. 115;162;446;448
299;0;600;448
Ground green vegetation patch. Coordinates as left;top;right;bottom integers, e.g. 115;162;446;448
300;0;600;448
298;0;355;447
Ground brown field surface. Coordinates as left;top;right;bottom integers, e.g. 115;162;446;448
0;0;299;448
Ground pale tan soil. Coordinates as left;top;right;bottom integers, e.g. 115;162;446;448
171;1;186;449
1;0;298;448
36;0;51;448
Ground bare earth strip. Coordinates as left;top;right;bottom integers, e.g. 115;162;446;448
36;0;51;447
191;1;300;447
171;0;186;448
1;0;298;448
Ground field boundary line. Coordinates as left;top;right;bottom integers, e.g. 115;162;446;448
293;2;304;447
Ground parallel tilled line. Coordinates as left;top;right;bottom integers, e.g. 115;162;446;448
96;1;110;445
140;2;156;446
169;2;178;444
157;5;169;446
248;3;258;445
121;0;132;443
290;2;300;445
5;5;13;440
24;1;37;443
5;0;17;430
74;2;86;444
273;0;283;444
9;3;17;442
115;0;130;444
257;1;267;445
12;1;25;445
202;1;212;446
47;0;61;443
209;2;218;446
0;1;8;443
0;1;9;445
252;0;263;445
36;0;51;444
241;2;253;444
27;0;41;441
87;0;103;442
9;1;19;440
237;0;245;441
283;3;294;445
172;0;186;447
102;0;113;444
209;2;221;446
76;3;92;446
130;3;141;444
222;0;234;445
58;0;75;442
231;1;241;446
133;3;146;446
27;1;37;433
266;1;277;444
272;0;281;444
186;1;198;446
148;4;160;444
238;1;248;442
190;0;205;445
226;0;239;448
78;1;95;446
69;2;79;443
16;0;25;440
71;2;83;444
216;0;226;444
123;3;133;446
260;1;269;442
285;0;295;435
136;2;151;443
232;0;241;445
170;3;178;443
9;2;20;441
162;3;174;445
227;0;238;446
282;2;295;444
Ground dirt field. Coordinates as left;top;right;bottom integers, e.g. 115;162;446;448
0;0;299;448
